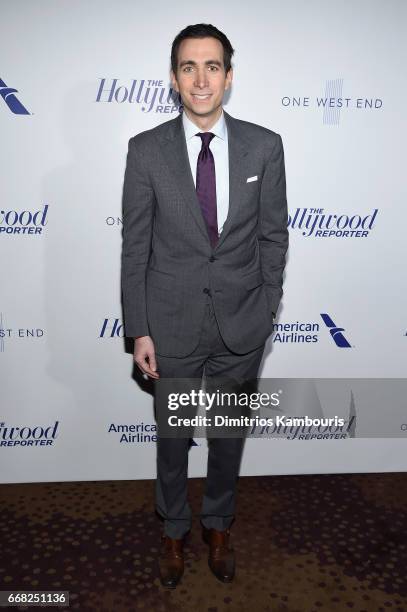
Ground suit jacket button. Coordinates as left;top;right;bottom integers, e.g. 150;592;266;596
209;256;215;262
203;288;210;294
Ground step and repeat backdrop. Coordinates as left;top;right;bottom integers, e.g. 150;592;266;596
1;0;406;483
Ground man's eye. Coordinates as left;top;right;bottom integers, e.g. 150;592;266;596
183;66;193;72
209;65;218;71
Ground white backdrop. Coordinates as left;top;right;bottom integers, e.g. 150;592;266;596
1;0;406;483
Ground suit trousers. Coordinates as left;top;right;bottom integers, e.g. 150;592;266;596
153;294;265;538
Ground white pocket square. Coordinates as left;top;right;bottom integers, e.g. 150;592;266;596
246;175;258;183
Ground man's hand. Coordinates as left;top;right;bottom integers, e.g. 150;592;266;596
133;336;159;379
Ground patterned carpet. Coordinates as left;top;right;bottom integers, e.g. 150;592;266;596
0;473;406;611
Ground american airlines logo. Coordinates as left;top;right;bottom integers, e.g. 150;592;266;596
108;422;157;444
272;313;352;348
320;314;352;348
0;78;30;115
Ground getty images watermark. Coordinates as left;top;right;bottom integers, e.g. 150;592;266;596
154;379;353;439
154;378;407;439
165;389;344;429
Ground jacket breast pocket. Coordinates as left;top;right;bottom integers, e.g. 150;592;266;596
244;172;261;189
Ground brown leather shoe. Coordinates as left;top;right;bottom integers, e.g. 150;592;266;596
158;534;184;588
202;526;235;583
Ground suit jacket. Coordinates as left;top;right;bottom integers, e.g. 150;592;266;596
121;109;289;358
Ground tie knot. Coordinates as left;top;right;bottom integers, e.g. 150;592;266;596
196;132;215;148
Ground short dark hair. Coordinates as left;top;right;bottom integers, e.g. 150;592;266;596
171;23;234;74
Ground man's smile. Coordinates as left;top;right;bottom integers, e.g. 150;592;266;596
191;93;212;101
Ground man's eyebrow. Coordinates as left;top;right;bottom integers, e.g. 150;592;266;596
179;59;223;67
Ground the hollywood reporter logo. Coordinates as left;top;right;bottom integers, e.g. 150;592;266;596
0;421;59;447
96;78;181;113
0;204;49;235
100;318;124;338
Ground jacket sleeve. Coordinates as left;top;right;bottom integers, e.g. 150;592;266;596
121;136;156;338
257;133;289;318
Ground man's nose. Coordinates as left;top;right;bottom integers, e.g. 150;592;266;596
194;68;209;88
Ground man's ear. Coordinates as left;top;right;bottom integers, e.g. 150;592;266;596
170;70;179;92
225;67;233;91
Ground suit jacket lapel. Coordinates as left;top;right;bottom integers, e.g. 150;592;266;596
158;109;249;250
216;110;249;250
160;113;209;242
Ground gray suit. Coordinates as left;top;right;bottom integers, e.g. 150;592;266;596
121;110;288;357
121;109;289;538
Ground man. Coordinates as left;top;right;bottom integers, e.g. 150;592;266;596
121;23;289;587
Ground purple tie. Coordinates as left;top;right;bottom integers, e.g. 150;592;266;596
195;132;218;248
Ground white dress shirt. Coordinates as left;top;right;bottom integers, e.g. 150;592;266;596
182;109;230;236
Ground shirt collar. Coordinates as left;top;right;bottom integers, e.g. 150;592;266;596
182;108;227;142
